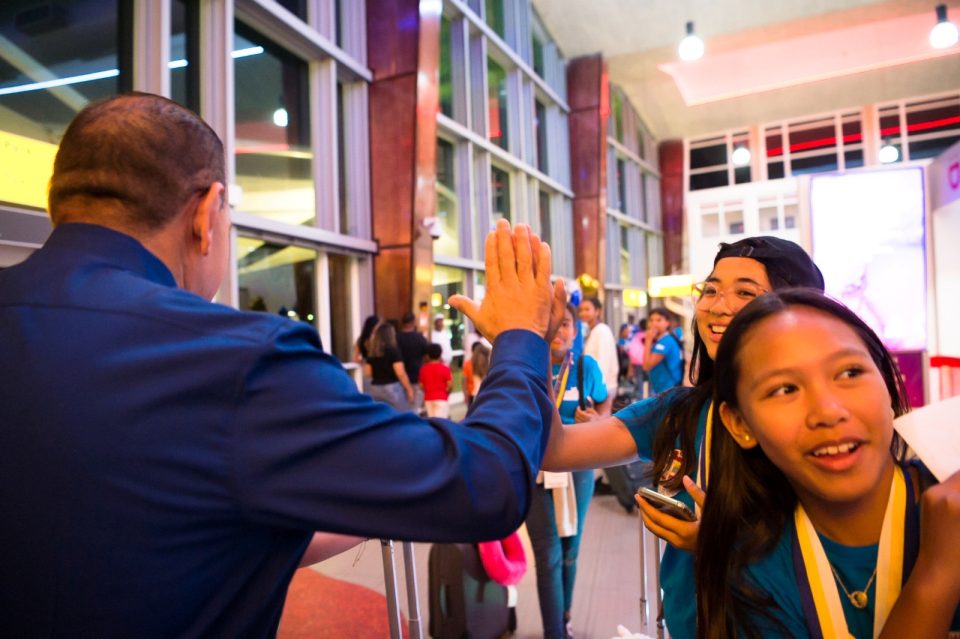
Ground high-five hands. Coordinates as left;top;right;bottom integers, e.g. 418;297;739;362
450;220;566;343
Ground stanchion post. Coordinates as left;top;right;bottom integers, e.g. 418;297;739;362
381;540;403;639
402;542;424;639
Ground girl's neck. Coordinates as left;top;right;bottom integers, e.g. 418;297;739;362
551;352;568;366
798;460;896;546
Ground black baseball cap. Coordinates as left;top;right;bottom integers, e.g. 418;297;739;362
713;236;825;291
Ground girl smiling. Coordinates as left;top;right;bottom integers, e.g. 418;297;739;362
698;288;960;639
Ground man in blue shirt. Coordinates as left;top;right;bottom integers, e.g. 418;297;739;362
642;308;684;394
0;93;565;638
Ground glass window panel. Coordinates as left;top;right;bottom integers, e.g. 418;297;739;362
170;0;199;112
905;99;960;136
765;127;784;159
532;35;545;77
0;1;122;209
619;225;630;285
327;252;354;363
611;90;623;141
487;57;508;149
535;99;547;173
615;158;626;212
734;166;751;184
845;149;864;169
234;26;315;226
237;237;317;326
702;212;720;237
433;265;467;353
759;204;780;231
439;16;453;118
491;165;511;223
538;190;551;243
841;116;862;148
910;134;960;160
784;203;798;229
337;83;348;234
768;161;785;180
690;142;726;169
485;0;505;38
435;139;460;258
788;120;836;155
879;108;902;142
791;154;837;175
690;171;728;191
275;0;307;20
726;210;744;235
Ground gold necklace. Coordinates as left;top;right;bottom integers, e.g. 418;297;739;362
829;563;878;609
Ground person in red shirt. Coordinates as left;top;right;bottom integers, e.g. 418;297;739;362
419;343;453;418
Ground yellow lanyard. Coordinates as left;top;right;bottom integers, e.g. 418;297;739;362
694;400;714;518
553;352;572;410
793;465;907;639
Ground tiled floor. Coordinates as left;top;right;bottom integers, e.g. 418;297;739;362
311;491;648;639
309;394;661;639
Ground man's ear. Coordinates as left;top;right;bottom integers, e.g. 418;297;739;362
192;182;226;256
719;402;759;449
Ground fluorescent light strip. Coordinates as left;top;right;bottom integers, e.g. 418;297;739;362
0;46;264;97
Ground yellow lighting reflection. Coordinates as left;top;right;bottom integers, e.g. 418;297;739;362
648;274;694;298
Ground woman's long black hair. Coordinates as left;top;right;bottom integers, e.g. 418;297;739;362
695;289;909;639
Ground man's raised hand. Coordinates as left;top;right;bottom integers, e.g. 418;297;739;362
449;220;563;342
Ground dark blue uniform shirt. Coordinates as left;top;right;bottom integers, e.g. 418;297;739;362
0;223;552;638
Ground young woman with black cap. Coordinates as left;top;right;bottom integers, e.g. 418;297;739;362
541;236;825;639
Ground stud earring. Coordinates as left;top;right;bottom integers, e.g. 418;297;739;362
743;434;751;441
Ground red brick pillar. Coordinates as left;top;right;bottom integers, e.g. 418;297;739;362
567;55;609;288
367;0;440;321
659;140;684;274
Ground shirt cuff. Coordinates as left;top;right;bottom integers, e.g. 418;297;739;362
490;329;549;379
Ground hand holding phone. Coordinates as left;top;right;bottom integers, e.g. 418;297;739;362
636;487;697;522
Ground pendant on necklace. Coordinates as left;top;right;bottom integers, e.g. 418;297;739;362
849;591;869;609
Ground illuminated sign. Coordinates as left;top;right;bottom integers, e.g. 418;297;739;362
648;274;694;298
622;288;648;308
0;130;56;210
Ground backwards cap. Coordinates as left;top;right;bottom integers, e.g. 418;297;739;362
713;236;824;291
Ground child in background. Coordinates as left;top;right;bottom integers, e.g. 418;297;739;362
419;343;452;418
698;288;960;638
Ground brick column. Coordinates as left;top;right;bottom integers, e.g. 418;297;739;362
367;0;439;321
567;55;609;288
659;140;684;274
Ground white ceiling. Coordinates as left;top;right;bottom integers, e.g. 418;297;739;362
531;0;960;139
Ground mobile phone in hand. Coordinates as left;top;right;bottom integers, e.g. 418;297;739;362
636;487;697;522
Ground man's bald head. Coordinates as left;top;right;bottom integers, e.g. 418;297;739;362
48;93;225;231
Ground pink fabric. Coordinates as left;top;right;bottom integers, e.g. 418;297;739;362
477;531;527;586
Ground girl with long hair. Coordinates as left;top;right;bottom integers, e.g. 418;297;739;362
542;236;824;638
364;322;415;411
697;289;960;638
354;314;381;393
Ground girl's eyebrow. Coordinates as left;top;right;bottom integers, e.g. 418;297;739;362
705;275;765;286
746;347;871;391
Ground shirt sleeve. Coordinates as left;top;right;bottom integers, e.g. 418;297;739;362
652;338;668;355
612;394;676;460
231;325;552;543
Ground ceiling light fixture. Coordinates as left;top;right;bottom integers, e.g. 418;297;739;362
930;4;959;49
732;145;751;166
878;139;899;164
678;21;704;62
